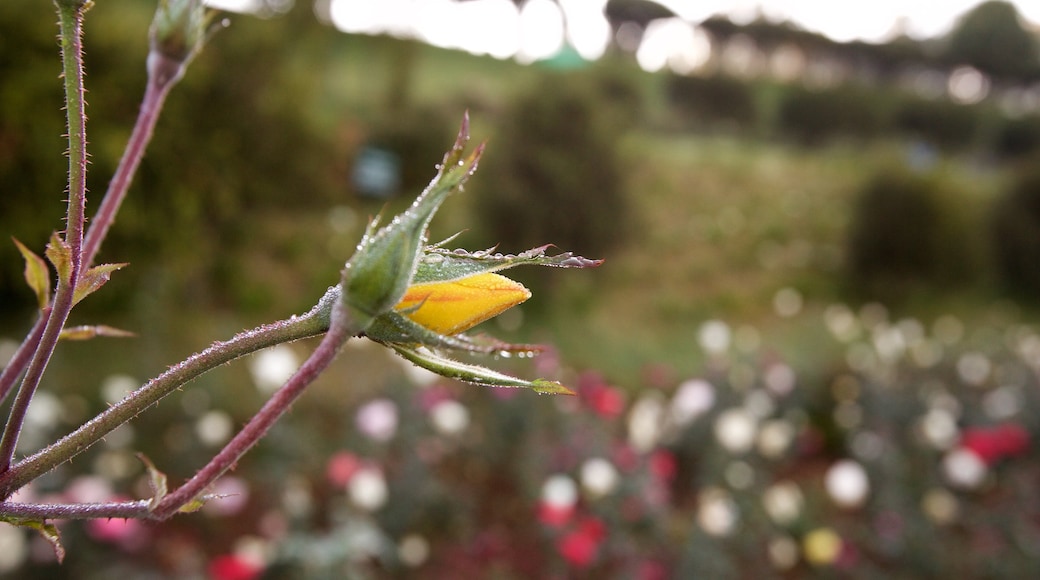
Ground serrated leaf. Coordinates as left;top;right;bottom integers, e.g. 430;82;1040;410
137;453;168;511
388;343;574;395
72;262;127;306
44;232;72;287
0;515;64;563
60;324;136;341
13;237;51;309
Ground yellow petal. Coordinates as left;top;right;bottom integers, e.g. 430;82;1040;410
395;272;531;335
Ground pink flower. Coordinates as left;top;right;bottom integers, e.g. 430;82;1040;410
208;554;262;580
960;423;1030;465
326;451;362;487
86;517;142;544
538;501;575;527
648;450;677;482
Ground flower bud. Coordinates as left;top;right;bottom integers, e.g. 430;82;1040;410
395;272;530;335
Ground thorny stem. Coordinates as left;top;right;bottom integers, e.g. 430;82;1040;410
0;1;89;474
0;499;152;520
149;300;356;520
0;288;339;501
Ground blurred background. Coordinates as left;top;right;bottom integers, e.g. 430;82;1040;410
2;0;1040;577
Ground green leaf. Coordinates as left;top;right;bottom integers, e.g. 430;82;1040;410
12;237;51;309
59;324;136;341
387;343;574;395
72;263;127;306
0;515;65;563
137;453;168;511
412;244;603;285
44;232;72;288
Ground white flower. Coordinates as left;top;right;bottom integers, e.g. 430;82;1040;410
824;459;870;508
349;467;389;511
697;487;738;537
670;379;716;426
714;408;757;454
356;398;399;442
628;394;664;452
249;345;299;394
943;448;987;489
541;474;578;509
580;458;619;498
762;481;803;525
430;400;469;435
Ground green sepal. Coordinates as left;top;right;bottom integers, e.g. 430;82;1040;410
137;453;168;511
367;311;544;355
13;237;51;310
412;244;603;285
0;515;64;563
339;114;483;332
44;232;72;288
387;343;574;395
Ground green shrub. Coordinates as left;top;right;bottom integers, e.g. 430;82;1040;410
473;72;631;265
991;156;1040;297
846;168;975;298
776;83;887;145
665;72;757;131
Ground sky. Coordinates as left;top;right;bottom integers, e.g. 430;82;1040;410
209;0;1040;70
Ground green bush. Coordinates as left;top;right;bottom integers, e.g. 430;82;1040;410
665;72;757;131
473;72;631;266
893;96;981;151
846;168;975;298
991;156;1040;297
776;83;888;145
993;114;1040;161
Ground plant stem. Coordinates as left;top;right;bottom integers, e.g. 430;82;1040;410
0;287;339;500
0;1;90;475
82;52;183;268
150;298;355;520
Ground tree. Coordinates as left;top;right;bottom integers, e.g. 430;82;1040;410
946;0;1040;82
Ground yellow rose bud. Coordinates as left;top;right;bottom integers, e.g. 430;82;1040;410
395;272;531;335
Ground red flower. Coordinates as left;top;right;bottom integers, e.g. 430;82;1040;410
960;423;1030;466
578;373;625;418
208;555;262;580
557;516;607;568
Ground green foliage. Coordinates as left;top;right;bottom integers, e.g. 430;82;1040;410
776;83;888;145
473;72;631;265
846;167;976;299
665;72;757;132
945;0;1040;81
360;106;456;197
991;156;1040;297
